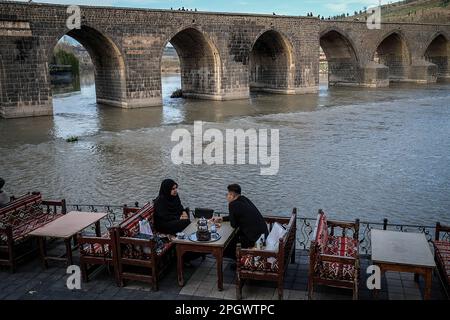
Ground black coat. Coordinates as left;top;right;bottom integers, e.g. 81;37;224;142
153;179;190;235
225;195;268;247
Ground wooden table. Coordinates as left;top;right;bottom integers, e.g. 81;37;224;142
173;220;236;291
29;211;108;269
371;229;436;300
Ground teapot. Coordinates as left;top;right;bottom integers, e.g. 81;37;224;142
197;217;209;233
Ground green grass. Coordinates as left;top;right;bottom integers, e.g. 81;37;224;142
66;136;79;143
345;0;450;23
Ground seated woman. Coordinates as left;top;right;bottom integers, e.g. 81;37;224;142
153;179;190;235
154;179;201;266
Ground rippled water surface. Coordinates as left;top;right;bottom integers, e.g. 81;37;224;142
1;74;449;225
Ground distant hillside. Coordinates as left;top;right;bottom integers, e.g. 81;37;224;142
342;0;450;24
163;46;178;58
161;46;180;73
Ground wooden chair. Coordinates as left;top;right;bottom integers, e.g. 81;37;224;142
0;192;66;272
433;222;450;298
308;209;360;300
114;203;174;291
236;208;297;300
77;204;149;284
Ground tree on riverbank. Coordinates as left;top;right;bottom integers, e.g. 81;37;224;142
338;0;450;24
51;49;80;75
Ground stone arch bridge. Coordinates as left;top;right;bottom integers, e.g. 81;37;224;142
0;1;449;118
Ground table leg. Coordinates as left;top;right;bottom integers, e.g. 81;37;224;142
215;249;224;291
372;264;382;300
95;221;101;237
424;270;432;300
65;238;73;266
177;247;184;287
38;237;48;270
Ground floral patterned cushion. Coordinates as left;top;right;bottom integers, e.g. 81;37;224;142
0;193;64;242
80;232;112;258
122;235;173;259
7;213;63;241
315;235;359;282
318;261;357;282
434;240;450;283
119;204;174;260
239;254;279;273
122;204;154;238
325;236;359;258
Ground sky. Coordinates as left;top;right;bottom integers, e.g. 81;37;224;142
20;0;395;17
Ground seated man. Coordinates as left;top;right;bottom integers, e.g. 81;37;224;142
0;178;8;208
214;184;269;260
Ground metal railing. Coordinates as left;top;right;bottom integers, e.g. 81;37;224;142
68;203;449;256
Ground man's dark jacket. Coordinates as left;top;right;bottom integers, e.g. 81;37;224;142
224;195;268;248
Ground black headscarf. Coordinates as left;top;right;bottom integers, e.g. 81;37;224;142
153;179;185;228
158;179;178;198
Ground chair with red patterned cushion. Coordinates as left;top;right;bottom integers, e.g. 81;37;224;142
236;209;297;300
0;192;66;273
77;203;155;284
308;209;360;300
433;222;450;298
114;202;175;291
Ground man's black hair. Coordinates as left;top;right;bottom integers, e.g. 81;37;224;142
227;184;241;195
0;178;4;190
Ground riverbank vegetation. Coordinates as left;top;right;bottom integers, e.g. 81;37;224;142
51;49;80;75
171;88;183;98
335;0;450;24
161;46;181;74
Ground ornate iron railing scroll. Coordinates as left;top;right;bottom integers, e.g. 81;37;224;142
68;204;441;255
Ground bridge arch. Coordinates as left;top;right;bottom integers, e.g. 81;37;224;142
161;26;222;99
48;25;126;107
249;28;295;93
319;28;360;86
424;32;449;79
372;30;411;81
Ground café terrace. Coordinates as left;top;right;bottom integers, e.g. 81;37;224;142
0;192;449;300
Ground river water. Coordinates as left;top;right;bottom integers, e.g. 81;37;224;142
1;74;449;225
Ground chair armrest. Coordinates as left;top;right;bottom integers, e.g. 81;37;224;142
42;199;67;214
264;216;291;225
436;222;450;240
123;206;140;219
327;219;358;229
327;219;360;239
41;200;64;206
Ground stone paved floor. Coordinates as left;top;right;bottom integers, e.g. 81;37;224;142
0;243;448;300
